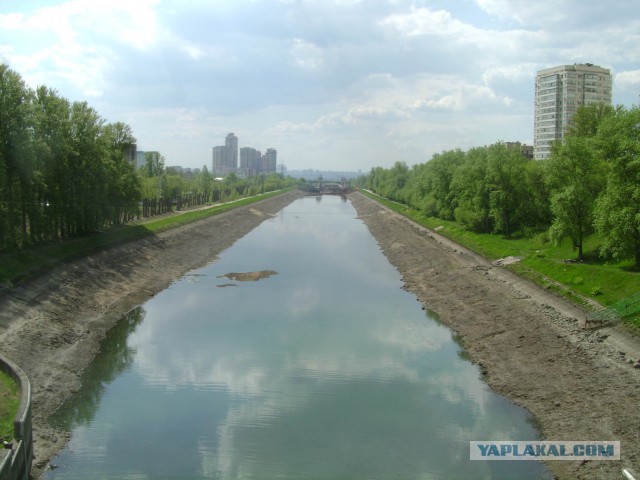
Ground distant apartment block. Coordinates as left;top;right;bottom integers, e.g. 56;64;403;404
213;133;277;177
533;63;612;160
212;132;239;176
263;148;277;174
240;147;262;174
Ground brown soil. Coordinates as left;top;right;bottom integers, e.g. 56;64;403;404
350;192;640;480
0;190;304;478
217;270;279;282
1;188;638;479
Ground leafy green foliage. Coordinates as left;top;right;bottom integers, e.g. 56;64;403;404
593;106;640;267
0;188;292;285
364;104;640;269
365;142;545;237
0;370;19;440
0;64;296;253
546;135;605;260
0;65;140;249
360;190;638;326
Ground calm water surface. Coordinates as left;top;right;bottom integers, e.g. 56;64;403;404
47;195;551;479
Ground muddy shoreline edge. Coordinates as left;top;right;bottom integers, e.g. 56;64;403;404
0;190;305;478
0;189;637;479
350;192;639;480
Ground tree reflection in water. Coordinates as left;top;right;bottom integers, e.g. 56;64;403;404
50;306;145;430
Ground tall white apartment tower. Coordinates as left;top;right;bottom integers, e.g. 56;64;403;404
533;63;612;160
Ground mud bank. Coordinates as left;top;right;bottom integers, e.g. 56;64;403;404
2;189;638;479
350;192;639;480
0;190;304;478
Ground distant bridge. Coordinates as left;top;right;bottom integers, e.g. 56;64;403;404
299;176;353;195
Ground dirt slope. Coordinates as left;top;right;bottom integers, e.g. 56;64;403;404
350;192;639;480
0;190;304;478
1;189;638;479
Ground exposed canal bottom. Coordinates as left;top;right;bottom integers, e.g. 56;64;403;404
46;195;552;479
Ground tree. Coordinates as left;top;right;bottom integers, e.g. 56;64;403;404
451;147;492;232
546;136;605;260
418;150;465;219
0;64;147;249
33;85;73;241
143;152;164;177
522;158;552;231
198;165;212;196
593;106;640;268
0;65;35;248
486;143;528;236
569;103;615;137
103;122;140;224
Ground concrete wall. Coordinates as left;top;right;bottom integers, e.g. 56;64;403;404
0;355;32;480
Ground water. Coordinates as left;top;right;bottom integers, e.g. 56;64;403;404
47;195;551;479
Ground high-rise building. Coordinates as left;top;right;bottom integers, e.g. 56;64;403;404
212;133;239;176
533;63;612;160
263;148;277;174
212;134;278;177
212;145;227;175
225;133;238;168
240;147;262;172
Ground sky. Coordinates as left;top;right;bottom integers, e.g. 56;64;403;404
1;0;639;173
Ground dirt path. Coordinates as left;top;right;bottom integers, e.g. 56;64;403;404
350;192;639;480
0;190;304;478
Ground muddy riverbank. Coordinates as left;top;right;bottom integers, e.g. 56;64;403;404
1;189;638;479
0;189;304;478
350;192;639;480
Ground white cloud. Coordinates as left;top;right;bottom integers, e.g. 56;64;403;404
1;0;639;170
615;70;640;92
0;0;161;96
290;38;324;70
473;0;566;25
381;7;467;36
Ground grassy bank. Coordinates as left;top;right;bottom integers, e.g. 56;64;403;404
0;369;19;441
0;189;292;287
361;190;639;329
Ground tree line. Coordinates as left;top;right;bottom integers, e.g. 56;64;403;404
137;153;294;217
0;64;141;250
0;64;294;252
364;104;640;268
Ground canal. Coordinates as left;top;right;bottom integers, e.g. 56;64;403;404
47;195;551;479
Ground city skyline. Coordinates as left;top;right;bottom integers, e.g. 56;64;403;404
213;133;277;177
2;1;639;171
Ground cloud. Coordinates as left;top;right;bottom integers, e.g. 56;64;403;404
1;1;639;171
289;38;324;70
0;0;162;96
615;69;640;92
381;6;477;38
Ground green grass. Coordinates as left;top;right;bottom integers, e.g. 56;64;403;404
0;189;291;286
361;190;640;328
0;370;19;441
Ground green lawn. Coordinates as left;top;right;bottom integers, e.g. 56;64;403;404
0;189;291;286
0;369;19;441
361;190;640;329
